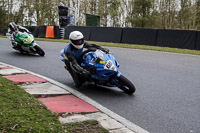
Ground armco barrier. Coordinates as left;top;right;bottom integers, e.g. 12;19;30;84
156;29;196;50
54;26;60;39
25;26;38;37
0;28;8;36
37;26;46;38
121;28;157;46
64;26;91;40
0;28;2;35
195;31;200;50
0;28;3;35
1;26;200;51
89;27;123;43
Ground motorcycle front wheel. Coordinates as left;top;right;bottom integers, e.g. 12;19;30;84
116;75;136;94
34;45;45;56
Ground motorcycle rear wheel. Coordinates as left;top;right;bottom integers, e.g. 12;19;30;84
116;75;136;94
34;45;45;56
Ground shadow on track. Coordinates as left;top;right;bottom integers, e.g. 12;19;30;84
8;51;43;57
78;84;135;97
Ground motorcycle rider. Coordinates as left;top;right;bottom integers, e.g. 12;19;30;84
62;30;109;88
8;22;30;50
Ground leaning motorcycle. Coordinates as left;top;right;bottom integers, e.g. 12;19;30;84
6;31;45;56
60;49;136;95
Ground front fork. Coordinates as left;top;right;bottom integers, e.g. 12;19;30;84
110;72;122;87
29;42;38;52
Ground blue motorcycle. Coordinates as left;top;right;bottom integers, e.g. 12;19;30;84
60;49;135;94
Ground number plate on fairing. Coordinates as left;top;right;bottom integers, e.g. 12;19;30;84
104;60;114;70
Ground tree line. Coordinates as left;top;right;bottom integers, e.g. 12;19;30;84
0;0;200;30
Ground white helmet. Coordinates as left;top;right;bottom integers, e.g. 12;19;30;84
8;22;18;32
69;31;84;49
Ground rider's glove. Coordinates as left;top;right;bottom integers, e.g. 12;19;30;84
81;69;91;78
102;48;109;54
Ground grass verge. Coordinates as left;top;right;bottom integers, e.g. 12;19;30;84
1;35;200;56
0;76;109;133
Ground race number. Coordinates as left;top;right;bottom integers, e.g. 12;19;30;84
104;60;113;70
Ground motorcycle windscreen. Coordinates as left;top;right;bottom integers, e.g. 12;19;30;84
94;50;105;64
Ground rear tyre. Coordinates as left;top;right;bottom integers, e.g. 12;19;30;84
34;45;45;56
116;75;136;94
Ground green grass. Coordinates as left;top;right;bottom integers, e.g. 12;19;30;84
0;76;109;133
1;35;200;56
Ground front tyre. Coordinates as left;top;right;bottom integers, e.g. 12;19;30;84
34;45;45;56
116;75;136;94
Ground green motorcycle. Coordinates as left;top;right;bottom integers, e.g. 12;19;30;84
6;31;45;56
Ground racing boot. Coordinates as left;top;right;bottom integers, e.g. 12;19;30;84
65;66;83;88
12;42;22;51
12;42;19;50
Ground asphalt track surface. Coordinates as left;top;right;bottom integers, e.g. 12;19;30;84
1;38;200;133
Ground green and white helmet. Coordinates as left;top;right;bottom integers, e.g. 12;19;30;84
8;22;18;32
